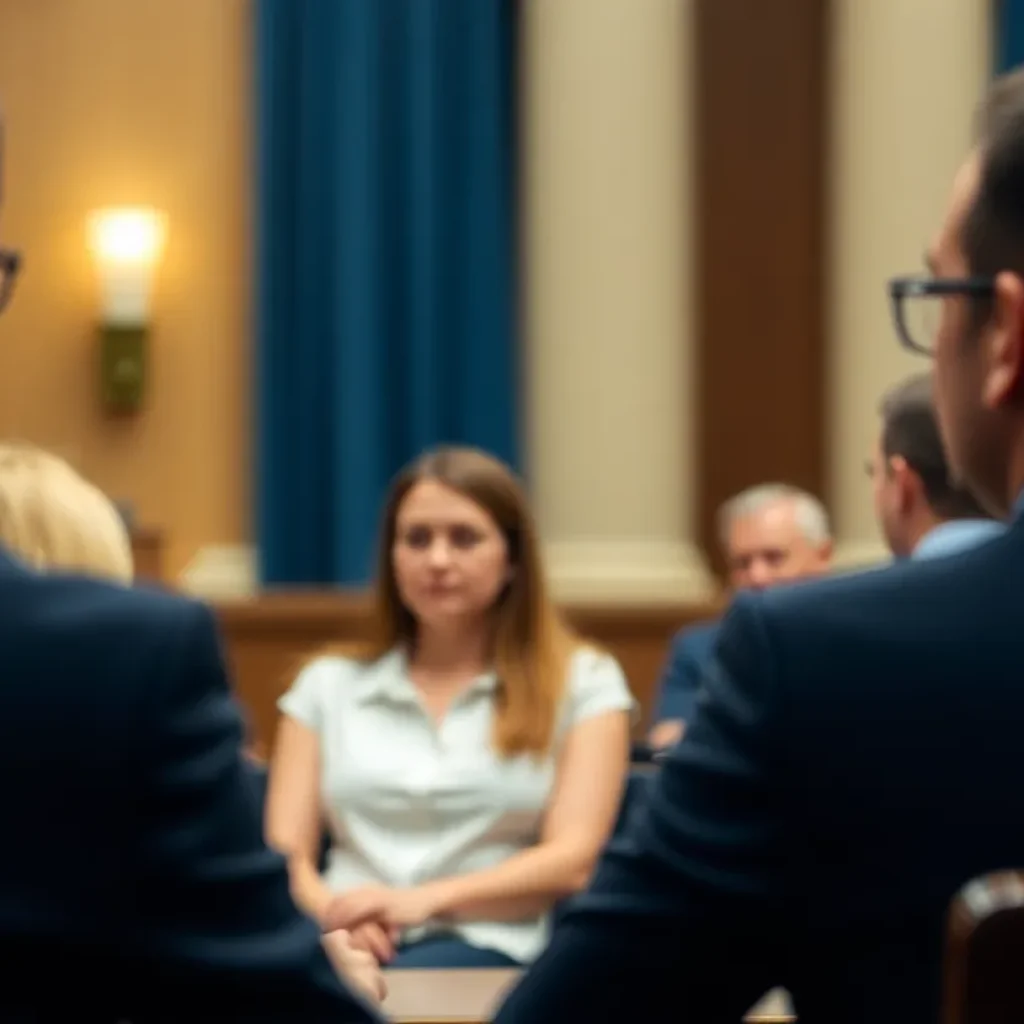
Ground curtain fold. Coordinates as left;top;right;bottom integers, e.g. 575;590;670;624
255;0;519;585
997;0;1024;71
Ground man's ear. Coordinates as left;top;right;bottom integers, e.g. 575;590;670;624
984;270;1024;409
888;455;919;513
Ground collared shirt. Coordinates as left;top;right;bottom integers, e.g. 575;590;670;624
911;518;1006;561
278;646;633;964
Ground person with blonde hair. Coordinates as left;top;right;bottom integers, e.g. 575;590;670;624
0;442;133;582
267;446;634;970
0;112;380;1016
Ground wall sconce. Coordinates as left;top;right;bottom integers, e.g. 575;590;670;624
87;207;166;414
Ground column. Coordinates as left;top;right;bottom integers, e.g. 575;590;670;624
522;0;715;604
829;0;991;567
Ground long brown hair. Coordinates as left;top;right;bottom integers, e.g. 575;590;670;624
363;446;578;758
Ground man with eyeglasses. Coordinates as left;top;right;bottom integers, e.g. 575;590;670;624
869;371;1003;561
0;119;382;1019
496;69;1024;1024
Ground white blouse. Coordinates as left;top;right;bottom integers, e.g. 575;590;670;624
278;645;634;964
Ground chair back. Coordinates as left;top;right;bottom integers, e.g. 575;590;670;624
944;871;1024;1024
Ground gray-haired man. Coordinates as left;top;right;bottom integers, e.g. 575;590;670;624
649;483;832;749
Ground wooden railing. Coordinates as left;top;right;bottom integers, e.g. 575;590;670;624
130;527;165;584
213;590;721;752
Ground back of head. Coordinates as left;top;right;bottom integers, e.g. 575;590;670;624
879;374;992;521
0;443;133;584
943;69;1024;514
964;67;1024;284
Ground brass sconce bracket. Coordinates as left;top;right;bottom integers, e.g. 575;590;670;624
99;324;147;414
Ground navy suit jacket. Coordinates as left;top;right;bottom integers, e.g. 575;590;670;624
0;550;379;1022
496;514;1024;1024
651;620;721;725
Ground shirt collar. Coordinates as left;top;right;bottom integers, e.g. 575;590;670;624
353;647;499;706
911;518;1006;560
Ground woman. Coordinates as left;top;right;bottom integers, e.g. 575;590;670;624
0;442;133;582
267;446;633;970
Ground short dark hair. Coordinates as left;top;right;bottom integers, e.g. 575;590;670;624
963;68;1024;278
879;373;992;520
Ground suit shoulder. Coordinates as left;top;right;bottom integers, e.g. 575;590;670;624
671;618;721;653
61;573;204;630
0;571;222;766
751;536;1010;644
4;569;209;657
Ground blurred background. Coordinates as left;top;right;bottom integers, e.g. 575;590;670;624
0;0;1015;737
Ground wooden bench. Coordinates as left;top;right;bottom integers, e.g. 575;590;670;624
944;871;1024;1024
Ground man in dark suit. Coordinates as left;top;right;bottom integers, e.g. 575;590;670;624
0;120;381;1021
496;68;1024;1024
648;483;832;750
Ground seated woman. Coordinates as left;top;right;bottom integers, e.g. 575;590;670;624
0;442;133;582
266;446;633;970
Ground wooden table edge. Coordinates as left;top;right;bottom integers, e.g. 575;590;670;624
389;1011;795;1023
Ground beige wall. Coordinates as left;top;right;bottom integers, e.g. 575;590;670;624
522;0;714;603
828;0;991;565
0;0;250;577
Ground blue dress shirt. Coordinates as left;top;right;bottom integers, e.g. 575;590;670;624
912;518;1005;560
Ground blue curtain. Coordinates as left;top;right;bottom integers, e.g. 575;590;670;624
997;0;1024;71
255;0;519;585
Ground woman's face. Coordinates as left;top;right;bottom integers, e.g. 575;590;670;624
392;479;511;630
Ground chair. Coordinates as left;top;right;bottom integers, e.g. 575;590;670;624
943;871;1024;1024
630;740;658;764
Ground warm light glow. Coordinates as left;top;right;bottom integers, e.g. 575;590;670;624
87;207;167;326
88;207;165;267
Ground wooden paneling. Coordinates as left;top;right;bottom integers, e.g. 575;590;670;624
694;0;830;574
130;528;165;583
215;591;722;750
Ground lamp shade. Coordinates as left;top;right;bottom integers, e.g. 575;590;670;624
87;207;166;327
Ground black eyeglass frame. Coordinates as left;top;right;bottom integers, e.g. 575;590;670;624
887;275;995;355
0;248;23;315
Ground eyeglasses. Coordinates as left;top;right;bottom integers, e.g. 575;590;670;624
0;248;22;315
888;275;994;355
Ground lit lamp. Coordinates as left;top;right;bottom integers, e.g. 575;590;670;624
87;207;166;414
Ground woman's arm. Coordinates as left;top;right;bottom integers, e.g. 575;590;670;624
424;708;631;922
265;715;334;925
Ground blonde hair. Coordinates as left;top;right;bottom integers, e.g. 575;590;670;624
363;446;578;759
0;443;133;583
